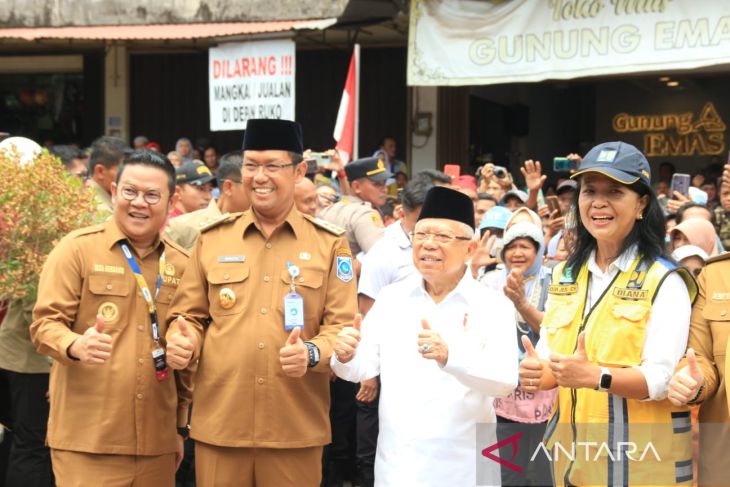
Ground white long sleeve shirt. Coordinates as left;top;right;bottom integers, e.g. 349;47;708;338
332;270;518;487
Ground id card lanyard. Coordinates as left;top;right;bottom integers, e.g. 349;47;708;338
284;262;304;331
119;241;169;381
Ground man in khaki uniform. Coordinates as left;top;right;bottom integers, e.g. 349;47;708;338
87;135;129;216
668;250;730;486
31;151;192;486
165;119;357;487
164;151;250;250
319;156;388;258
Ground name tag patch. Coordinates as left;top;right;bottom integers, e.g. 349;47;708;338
613;288;649;300
94;264;125;274
548;284;578;295
218;255;246;263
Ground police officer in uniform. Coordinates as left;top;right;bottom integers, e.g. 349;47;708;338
30;151;192;486
319;156;388;260
164;119;357;487
164;151;250;250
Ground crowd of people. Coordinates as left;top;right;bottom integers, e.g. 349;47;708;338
1;121;730;487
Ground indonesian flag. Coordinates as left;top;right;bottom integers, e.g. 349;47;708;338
333;45;360;163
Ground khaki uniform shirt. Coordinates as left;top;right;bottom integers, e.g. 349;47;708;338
30;219;192;456
166;206;357;448
88;179;113;217
683;253;730;482
163;199;225;250
0;300;52;373
319;195;384;255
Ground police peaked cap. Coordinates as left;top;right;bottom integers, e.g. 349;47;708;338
242;119;304;154
417;186;475;230
344;156;391;182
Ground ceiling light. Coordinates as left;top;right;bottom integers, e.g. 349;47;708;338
667;80;679;87
658;76;670;82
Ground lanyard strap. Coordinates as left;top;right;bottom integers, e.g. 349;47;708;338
119;241;164;342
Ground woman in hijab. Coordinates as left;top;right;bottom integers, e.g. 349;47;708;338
175;137;194;164
480;217;556;486
669;217;719;257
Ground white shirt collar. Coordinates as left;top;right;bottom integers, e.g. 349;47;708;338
411;266;476;304
587;245;638;277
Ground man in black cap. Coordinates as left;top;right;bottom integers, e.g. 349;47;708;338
319;156;389;259
164;151;250;250
331;186;517;486
164;119;357;487
169;160;216;220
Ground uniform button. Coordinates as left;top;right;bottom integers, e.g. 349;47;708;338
260;307;268;315
224;273;230;280
168;293;173;299
257;378;265;385
257;342;265;349
106;283;113;290
299;277;305;283
138;358;144;364
138;325;144;331
265;242;272;249
264;276;271;283
137;393;143;399
722;310;727;317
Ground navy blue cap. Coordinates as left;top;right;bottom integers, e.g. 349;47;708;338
417;186;475;230
571;141;651;186
344;156;391;182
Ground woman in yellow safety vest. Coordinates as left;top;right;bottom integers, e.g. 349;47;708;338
519;141;697;487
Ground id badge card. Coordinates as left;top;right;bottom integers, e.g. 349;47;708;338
152;346;169;381
284;292;304;331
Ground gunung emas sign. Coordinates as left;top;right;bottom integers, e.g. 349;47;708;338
209;39;295;131
408;0;730;86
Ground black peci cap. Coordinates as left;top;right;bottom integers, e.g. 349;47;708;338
242;119;303;154
417;186;475;229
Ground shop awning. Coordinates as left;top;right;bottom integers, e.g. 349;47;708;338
0;18;337;41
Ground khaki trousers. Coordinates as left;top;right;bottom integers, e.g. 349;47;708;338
195;441;323;487
51;449;175;487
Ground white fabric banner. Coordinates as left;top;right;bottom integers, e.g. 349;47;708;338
408;0;730;86
209;39;295;131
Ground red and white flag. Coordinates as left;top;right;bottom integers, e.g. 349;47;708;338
333;45;360;163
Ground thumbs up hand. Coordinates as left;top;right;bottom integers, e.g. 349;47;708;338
549;332;595;389
668;348;706;406
418;319;449;366
279;327;308;377
519;334;543;392
334;314;362;364
68;315;113;364
167;316;198;370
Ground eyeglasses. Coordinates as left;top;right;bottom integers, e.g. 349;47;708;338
411;231;472;243
242;162;295;175
119;186;163;205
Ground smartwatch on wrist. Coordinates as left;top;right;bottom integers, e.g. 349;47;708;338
304;342;320;368
596;367;612;392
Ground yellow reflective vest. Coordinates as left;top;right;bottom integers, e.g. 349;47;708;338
542;255;697;487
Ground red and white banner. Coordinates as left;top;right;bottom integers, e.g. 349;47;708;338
333;45;360;163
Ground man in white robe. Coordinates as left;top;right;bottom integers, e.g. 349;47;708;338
332;186;518;486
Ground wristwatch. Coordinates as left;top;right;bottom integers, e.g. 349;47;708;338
304;342;320;368
596;367;612;392
177;425;190;440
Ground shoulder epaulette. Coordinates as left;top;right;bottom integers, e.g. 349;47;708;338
161;234;191;258
302;214;346;236
706;251;730;265
200;212;244;233
68;224;105;239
